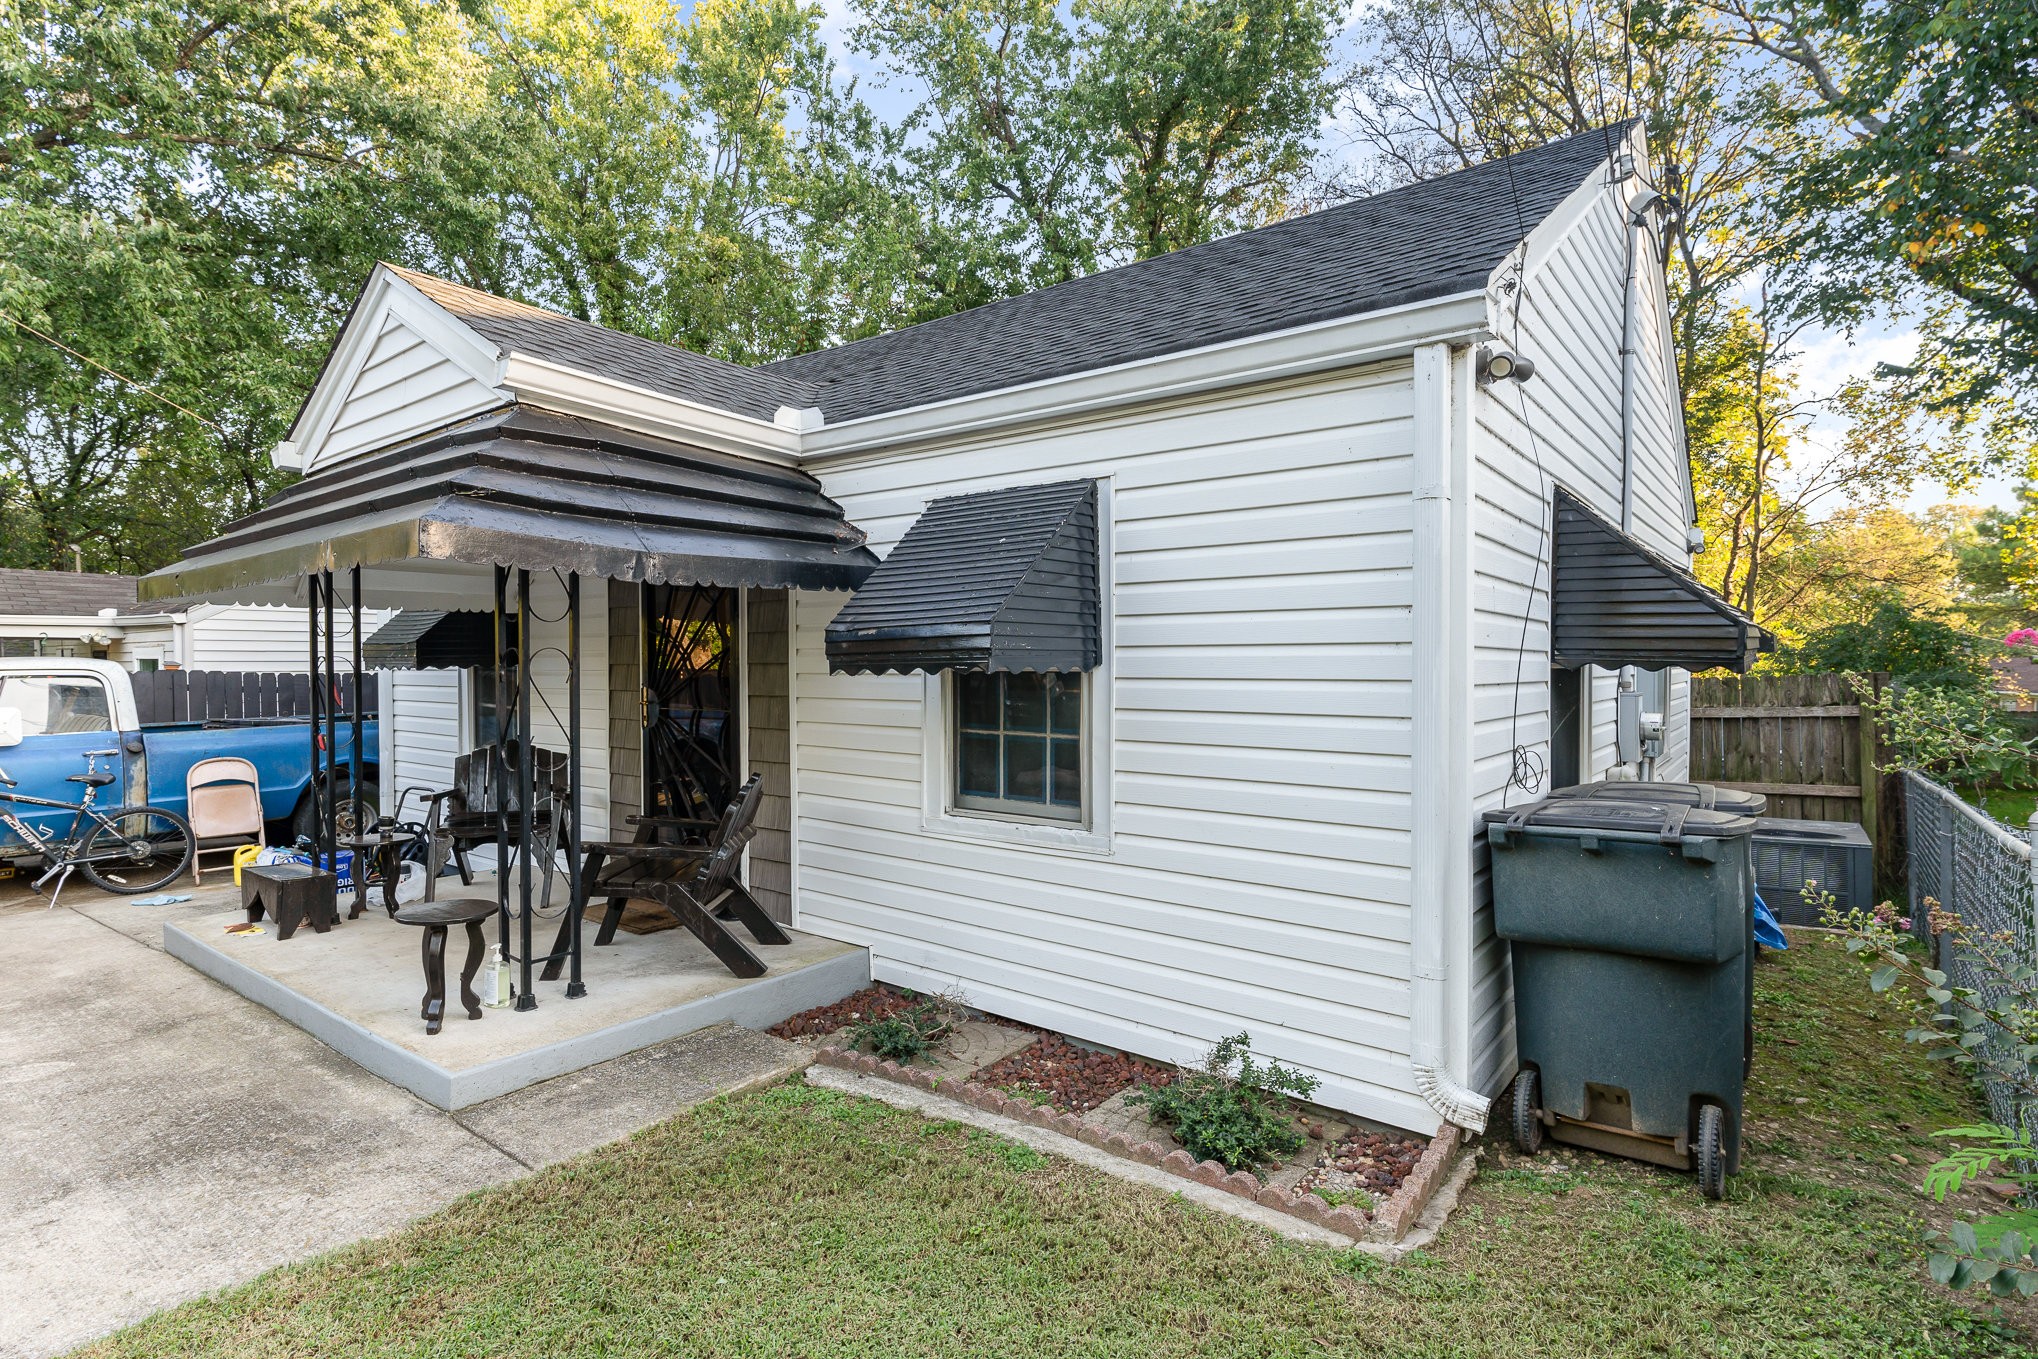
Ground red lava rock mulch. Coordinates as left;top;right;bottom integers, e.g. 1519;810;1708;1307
767;984;921;1040
1295;1127;1429;1197
972;1034;1176;1113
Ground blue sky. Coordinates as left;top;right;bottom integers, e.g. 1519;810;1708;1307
802;1;2010;515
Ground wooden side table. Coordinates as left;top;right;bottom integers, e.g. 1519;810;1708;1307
342;833;405;919
395;898;497;1035
241;864;338;940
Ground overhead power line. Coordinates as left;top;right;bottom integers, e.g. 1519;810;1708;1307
0;308;225;435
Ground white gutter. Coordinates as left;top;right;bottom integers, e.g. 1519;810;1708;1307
1407;341;1489;1133
504;354;803;465
801;290;1493;463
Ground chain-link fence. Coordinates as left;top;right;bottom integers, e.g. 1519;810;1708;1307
1902;771;2038;1134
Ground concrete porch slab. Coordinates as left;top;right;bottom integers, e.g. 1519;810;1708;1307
166;897;866;1110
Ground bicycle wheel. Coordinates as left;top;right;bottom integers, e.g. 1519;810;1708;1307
77;806;194;894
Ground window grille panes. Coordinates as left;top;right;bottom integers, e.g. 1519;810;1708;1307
954;671;1083;821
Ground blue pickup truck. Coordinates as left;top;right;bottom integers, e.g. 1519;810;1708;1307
0;659;378;866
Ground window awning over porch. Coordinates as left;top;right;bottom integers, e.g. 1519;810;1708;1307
138;407;878;608
825;479;1101;675
1551;486;1772;674
361;609;500;670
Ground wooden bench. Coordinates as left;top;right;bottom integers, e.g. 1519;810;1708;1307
540;775;787;980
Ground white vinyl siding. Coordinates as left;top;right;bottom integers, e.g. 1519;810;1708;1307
181;604;392;673
309;314;503;473
382;669;461;815
1463;166;1698;1092
791;365;1430;1130
376;577;612;841
515;572;613;842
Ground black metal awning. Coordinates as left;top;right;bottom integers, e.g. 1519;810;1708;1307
1552;487;1771;673
361;610;504;670
826;480;1101;675
139;407;878;606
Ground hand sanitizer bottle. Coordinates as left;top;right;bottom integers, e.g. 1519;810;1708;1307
483;944;511;1009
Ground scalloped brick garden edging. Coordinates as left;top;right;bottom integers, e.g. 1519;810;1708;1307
812;1045;1464;1243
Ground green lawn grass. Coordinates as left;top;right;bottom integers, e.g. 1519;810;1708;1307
1958;784;2038;829
74;933;2035;1358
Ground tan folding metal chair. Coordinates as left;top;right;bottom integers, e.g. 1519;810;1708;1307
186;757;265;885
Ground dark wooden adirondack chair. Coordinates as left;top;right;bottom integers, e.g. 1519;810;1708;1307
541;774;788;979
421;740;571;908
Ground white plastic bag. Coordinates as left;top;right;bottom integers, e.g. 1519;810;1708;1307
392;860;429;905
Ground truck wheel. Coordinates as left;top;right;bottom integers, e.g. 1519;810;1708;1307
293;779;380;845
1511;1069;1544;1155
1695;1103;1728;1201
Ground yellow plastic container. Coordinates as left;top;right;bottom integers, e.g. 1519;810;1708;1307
232;844;265;886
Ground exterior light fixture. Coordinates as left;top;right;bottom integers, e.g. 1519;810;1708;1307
1478;346;1536;385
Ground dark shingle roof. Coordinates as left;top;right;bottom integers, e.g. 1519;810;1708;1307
394;126;1621;428
388;268;818;422
762;126;1621;421
0;568;147;617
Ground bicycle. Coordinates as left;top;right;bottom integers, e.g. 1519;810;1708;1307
0;749;195;905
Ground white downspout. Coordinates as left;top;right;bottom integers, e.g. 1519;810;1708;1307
1409;342;1488;1133
1618;183;1664;535
1618;212;1639;533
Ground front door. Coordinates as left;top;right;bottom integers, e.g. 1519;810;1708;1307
642;583;739;820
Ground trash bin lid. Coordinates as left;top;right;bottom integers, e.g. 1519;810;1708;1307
1545;779;1768;817
1483;793;1759;844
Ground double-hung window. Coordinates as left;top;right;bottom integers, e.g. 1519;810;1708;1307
953;671;1083;821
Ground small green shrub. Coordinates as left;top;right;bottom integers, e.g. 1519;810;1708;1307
1130;1033;1320;1172
851;1014;933;1062
847;990;964;1063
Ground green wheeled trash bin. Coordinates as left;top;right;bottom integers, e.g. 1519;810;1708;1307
1543;780;1770;1082
1483;792;1760;1198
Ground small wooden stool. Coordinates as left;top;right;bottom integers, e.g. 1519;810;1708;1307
395;898;497;1035
241;864;338;940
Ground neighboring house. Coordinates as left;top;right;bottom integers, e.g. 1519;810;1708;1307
141;123;1767;1136
0;569;149;663
1993;654;2038;712
0;567;382;671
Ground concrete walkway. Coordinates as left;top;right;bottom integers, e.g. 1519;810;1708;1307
0;886;805;1359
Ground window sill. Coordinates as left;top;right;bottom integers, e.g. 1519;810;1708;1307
920;807;1113;857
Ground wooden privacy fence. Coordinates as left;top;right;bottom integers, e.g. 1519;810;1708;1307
133;670;379;726
1687;673;1886;830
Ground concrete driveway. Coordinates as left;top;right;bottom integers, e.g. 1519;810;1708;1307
0;885;802;1359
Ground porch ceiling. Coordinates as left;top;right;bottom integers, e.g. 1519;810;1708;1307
139;407;878;608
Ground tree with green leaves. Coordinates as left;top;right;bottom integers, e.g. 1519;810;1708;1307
0;0;511;571
852;0;1343;301
1690;0;2038;423
1776;598;1994;691
480;0;924;361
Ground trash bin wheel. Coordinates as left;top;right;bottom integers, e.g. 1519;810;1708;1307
1511;1070;1544;1155
1695;1103;1727;1200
